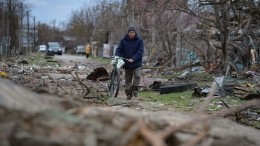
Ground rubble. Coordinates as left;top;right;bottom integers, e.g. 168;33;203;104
234;83;260;99
0;71;8;78
18;60;29;64
253;74;260;84
242;94;260;100
1;53;260;145
159;83;198;94
149;81;164;91
178;70;191;80
192;86;210;97
41;76;49;80
0;58;107;100
1;78;260;146
87;67;110;81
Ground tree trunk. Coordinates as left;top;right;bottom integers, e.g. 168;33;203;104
221;4;229;72
214;2;229;73
176;13;181;67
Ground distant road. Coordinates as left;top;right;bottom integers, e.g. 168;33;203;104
54;54;87;63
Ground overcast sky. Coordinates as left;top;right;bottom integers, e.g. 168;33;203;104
27;0;93;24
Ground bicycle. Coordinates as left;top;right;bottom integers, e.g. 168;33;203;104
108;56;126;97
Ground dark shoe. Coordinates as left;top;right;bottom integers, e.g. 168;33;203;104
133;92;138;97
132;86;139;97
127;95;133;100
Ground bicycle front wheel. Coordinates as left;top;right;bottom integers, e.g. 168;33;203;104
109;69;120;97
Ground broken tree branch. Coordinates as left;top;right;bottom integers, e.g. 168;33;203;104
230;16;252;41
160;98;260;141
71;71;83;89
57;83;68;94
200;138;214;146
180;122;209;146
71;71;90;98
118;121;140;146
139;121;166;146
154;55;176;76
234;87;251;92
213;99;260;117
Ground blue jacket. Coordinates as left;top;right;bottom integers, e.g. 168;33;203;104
115;34;144;69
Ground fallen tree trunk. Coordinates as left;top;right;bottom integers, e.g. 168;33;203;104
0;78;260;146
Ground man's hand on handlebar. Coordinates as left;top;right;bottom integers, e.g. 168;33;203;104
113;56;134;63
127;59;134;63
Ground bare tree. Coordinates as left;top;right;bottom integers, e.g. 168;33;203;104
0;0;30;56
66;0;125;49
144;0;260;73
178;0;260;72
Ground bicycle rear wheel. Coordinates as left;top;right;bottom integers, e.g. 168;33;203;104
109;69;120;97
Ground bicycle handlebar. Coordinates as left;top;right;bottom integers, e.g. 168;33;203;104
110;56;130;61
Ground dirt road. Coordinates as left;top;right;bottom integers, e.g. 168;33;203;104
54;54;101;67
55;54;87;61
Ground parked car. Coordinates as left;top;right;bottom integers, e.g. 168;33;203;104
46;42;62;55
38;45;47;52
75;45;85;54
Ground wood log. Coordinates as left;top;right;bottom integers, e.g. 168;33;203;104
0;78;260;146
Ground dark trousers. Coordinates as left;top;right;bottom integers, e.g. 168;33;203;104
125;67;141;96
86;54;90;58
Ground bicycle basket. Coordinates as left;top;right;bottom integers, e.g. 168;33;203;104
111;56;125;68
110;59;116;65
110;56;119;65
116;58;125;69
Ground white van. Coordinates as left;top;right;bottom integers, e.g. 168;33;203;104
38;45;47;52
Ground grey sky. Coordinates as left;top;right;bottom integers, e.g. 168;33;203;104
27;0;93;24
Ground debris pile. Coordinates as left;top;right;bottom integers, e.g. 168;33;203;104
1;78;260;146
0;57;109;100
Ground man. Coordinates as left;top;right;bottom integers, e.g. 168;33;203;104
85;45;91;58
115;27;144;100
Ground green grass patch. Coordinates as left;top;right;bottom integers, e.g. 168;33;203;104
27;53;60;66
207;97;245;112
140;91;245;113
90;56;110;64
140;90;200;112
249;121;260;129
27;53;46;65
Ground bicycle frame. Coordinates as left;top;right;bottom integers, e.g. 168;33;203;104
108;56;125;97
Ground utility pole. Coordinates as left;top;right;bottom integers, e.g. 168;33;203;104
33;16;35;52
1;2;5;56
121;0;126;29
131;0;135;26
18;3;23;55
151;2;156;62
26;10;29;54
43;23;45;44
6;0;10;56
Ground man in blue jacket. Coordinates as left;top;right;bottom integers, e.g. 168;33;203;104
115;27;144;100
